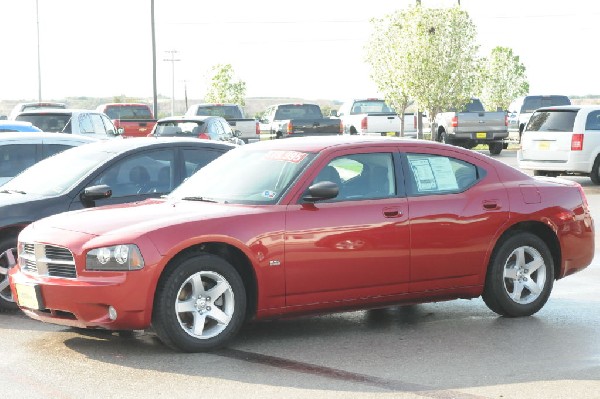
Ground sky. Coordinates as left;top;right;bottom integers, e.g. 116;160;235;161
1;0;599;102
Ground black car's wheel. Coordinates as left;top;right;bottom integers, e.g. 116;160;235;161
482;232;554;317
152;253;246;352
0;236;19;311
488;142;503;155
591;157;600;184
439;131;449;144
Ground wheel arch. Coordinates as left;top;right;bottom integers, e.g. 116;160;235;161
154;242;258;320
490;221;561;280
0;225;27;245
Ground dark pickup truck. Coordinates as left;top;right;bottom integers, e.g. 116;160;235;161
96;103;157;138
259;103;342;139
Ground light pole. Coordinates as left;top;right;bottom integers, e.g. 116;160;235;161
36;0;42;102
163;50;180;116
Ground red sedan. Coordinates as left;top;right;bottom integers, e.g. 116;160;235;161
9;136;594;352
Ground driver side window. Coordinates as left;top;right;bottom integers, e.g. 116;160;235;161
311;152;396;201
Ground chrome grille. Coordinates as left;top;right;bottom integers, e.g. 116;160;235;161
19;243;76;279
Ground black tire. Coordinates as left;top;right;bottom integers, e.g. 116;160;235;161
439;131;449;145
488;142;503;155
591;156;600;184
0;236;19;311
482;232;554;317
349;126;357;135
152;253;246;352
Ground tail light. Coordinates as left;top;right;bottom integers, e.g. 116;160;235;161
571;134;584;151
287;121;293;135
361;117;367;132
577;183;589;209
414;114;417;129
338;120;343;134
451;116;458;128
505;114;508;126
255;121;260;135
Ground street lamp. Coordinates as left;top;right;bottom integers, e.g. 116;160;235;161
163;50;180;116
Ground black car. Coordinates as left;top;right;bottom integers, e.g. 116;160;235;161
150;116;245;145
0;137;234;309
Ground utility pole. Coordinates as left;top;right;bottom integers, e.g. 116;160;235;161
163;50;180;116
36;0;42;102
151;0;158;118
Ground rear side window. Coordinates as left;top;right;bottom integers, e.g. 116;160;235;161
521;96;571;113
105;106;152;120
585;111;600;131
350;100;395;114
527;110;577;132
194;106;242;120
405;153;483;195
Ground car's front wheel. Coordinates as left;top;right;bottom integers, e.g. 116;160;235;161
482;232;554;317
0;236;19;311
152;253;246;352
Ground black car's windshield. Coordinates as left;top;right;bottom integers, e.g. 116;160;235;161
169;147;316;204
1;146;115;196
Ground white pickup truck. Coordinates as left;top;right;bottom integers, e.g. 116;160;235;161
335;99;412;137
185;103;259;143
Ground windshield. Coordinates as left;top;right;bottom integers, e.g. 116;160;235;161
194;106;242;120
105;106;152;120
526;110;577;132
1;146;115;196
16;113;72;133
169;147;317;204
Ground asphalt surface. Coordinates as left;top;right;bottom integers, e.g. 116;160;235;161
1;149;598;399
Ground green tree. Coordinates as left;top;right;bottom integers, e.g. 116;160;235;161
479;46;529;111
366;13;411;136
366;6;480;137
204;64;247;106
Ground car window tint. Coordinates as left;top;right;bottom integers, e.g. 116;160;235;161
0;144;37;179
311;152;396;201
92;149;175;197
405;153;481;196
90;114;107;135
585;111;600;131
42;144;74;158
182;148;224;178
79;114;95;134
527;110;577;132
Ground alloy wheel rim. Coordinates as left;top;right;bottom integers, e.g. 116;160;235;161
175;270;234;339
0;247;17;303
502;245;546;305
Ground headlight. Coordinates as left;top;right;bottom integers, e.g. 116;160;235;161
86;244;144;271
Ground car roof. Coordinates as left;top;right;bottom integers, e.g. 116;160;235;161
66;136;236;153
238;135;453;152
0;131;99;144
157;115;218;123
534;105;600;112
16;109;104;115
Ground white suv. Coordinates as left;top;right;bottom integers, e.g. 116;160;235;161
518;105;600;183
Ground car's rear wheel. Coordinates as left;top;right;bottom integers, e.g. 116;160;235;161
153;253;246;352
488;142;503;155
482;232;554;317
0;236;19;311
591;156;600;184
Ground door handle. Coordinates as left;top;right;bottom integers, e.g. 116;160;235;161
383;207;403;218
482;200;500;210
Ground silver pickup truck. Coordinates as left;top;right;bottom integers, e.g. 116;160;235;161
433;98;508;155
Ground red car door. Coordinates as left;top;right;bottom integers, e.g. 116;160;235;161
402;149;510;292
283;148;410;307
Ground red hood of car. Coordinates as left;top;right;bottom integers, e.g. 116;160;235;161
36;198;264;237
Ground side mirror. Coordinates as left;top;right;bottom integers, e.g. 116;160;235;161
80;184;112;204
117;127;124;135
329;110;339;117
303;181;339;202
233;129;242;137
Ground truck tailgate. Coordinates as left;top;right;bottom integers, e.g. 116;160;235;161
291;119;341;135
366;113;401;134
455;112;507;135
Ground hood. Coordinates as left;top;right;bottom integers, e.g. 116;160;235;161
36;198;264;237
0;192;47;207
